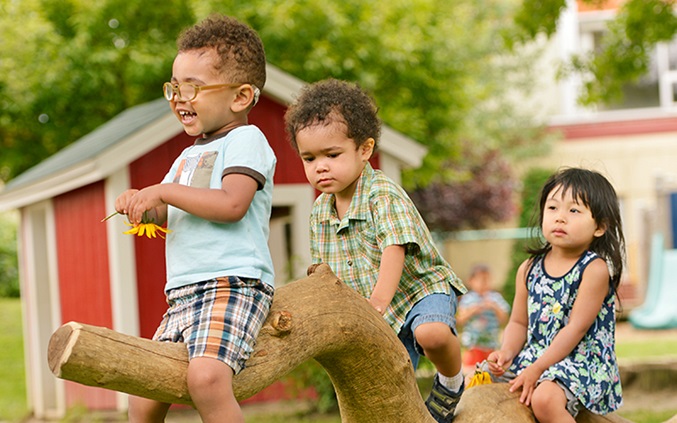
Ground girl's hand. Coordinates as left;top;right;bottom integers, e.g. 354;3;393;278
487;351;512;377
509;363;544;406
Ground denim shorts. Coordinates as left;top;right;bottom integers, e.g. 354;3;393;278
397;292;459;369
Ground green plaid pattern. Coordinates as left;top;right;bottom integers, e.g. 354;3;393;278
310;164;466;333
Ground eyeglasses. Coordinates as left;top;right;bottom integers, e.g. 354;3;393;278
163;82;242;102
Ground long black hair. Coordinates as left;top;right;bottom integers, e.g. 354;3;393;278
527;167;626;291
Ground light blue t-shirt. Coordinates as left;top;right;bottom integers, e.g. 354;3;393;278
161;125;276;291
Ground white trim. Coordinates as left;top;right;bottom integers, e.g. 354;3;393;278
264;63;305;104
379;126;427;169
105;170;140;336
103;169;141;412
271;184;315;282
20;201;64;419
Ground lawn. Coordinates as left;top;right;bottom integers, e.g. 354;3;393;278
0;298;28;422
1;298;676;423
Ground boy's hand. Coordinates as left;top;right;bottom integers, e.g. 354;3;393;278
125;185;166;225
115;189;139;216
368;298;387;315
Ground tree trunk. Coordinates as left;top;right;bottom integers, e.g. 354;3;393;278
48;263;635;423
48;263;435;423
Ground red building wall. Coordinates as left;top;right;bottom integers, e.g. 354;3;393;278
53;181;116;409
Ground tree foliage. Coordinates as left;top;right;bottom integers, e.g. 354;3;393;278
0;0;194;180
1;0;557;231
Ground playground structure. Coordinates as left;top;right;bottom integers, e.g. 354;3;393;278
48;264;632;423
629;174;677;330
629;233;677;329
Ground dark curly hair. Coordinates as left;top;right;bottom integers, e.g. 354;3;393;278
177;14;266;90
284;79;381;153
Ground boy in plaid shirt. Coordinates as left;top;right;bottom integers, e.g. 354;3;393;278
284;78;467;422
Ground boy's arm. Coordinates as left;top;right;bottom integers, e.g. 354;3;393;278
124;173;258;224
368;244;406;314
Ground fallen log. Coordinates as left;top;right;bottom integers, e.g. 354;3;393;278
48;263;636;423
48;263;435;423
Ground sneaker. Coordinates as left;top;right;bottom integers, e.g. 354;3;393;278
425;374;464;423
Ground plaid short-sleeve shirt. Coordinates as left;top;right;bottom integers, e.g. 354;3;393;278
310;163;466;333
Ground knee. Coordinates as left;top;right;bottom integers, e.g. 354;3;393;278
414;322;453;352
531;383;567;422
187;358;233;397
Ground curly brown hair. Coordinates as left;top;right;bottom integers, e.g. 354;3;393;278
177;14;266;90
284;79;381;153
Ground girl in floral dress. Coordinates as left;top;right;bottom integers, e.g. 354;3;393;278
488;168;624;422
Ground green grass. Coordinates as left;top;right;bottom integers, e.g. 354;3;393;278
616;339;677;360
0;297;28;422
619;409;677;423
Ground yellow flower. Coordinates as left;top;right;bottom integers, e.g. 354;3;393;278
552;302;562;315
102;211;171;239
123;221;171;239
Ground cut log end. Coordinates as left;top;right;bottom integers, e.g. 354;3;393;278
47;321;81;377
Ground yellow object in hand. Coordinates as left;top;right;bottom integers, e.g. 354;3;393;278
466;367;492;389
102;211;171;239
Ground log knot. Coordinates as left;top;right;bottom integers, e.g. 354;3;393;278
259;310;293;337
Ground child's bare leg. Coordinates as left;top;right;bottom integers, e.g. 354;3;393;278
414;322;462;377
187;357;242;423
531;381;575;423
128;396;170;423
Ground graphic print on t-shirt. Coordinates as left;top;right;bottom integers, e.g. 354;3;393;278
173;151;218;188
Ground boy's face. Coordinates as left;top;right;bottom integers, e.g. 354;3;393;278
296;120;373;201
169;49;242;137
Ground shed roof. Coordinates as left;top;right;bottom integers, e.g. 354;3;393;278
0;64;426;211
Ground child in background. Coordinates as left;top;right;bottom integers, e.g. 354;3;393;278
115;15;275;423
284;78;467;423
488;168;624;422
456;264;509;374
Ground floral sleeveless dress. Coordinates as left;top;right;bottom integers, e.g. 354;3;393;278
508;250;623;414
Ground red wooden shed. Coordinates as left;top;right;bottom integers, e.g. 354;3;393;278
0;64;426;419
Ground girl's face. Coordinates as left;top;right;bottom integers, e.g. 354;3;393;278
169;49;243;137
295;120;373;202
542;185;606;254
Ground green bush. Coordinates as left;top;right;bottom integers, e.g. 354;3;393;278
502;168;553;305
0;211;19;298
286;360;338;413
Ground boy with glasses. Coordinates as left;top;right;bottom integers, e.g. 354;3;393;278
115;14;275;423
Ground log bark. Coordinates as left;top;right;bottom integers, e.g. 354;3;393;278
48;264;635;423
454;383;634;423
49;263;435;423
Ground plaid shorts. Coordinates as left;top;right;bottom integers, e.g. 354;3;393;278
153;276;274;374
